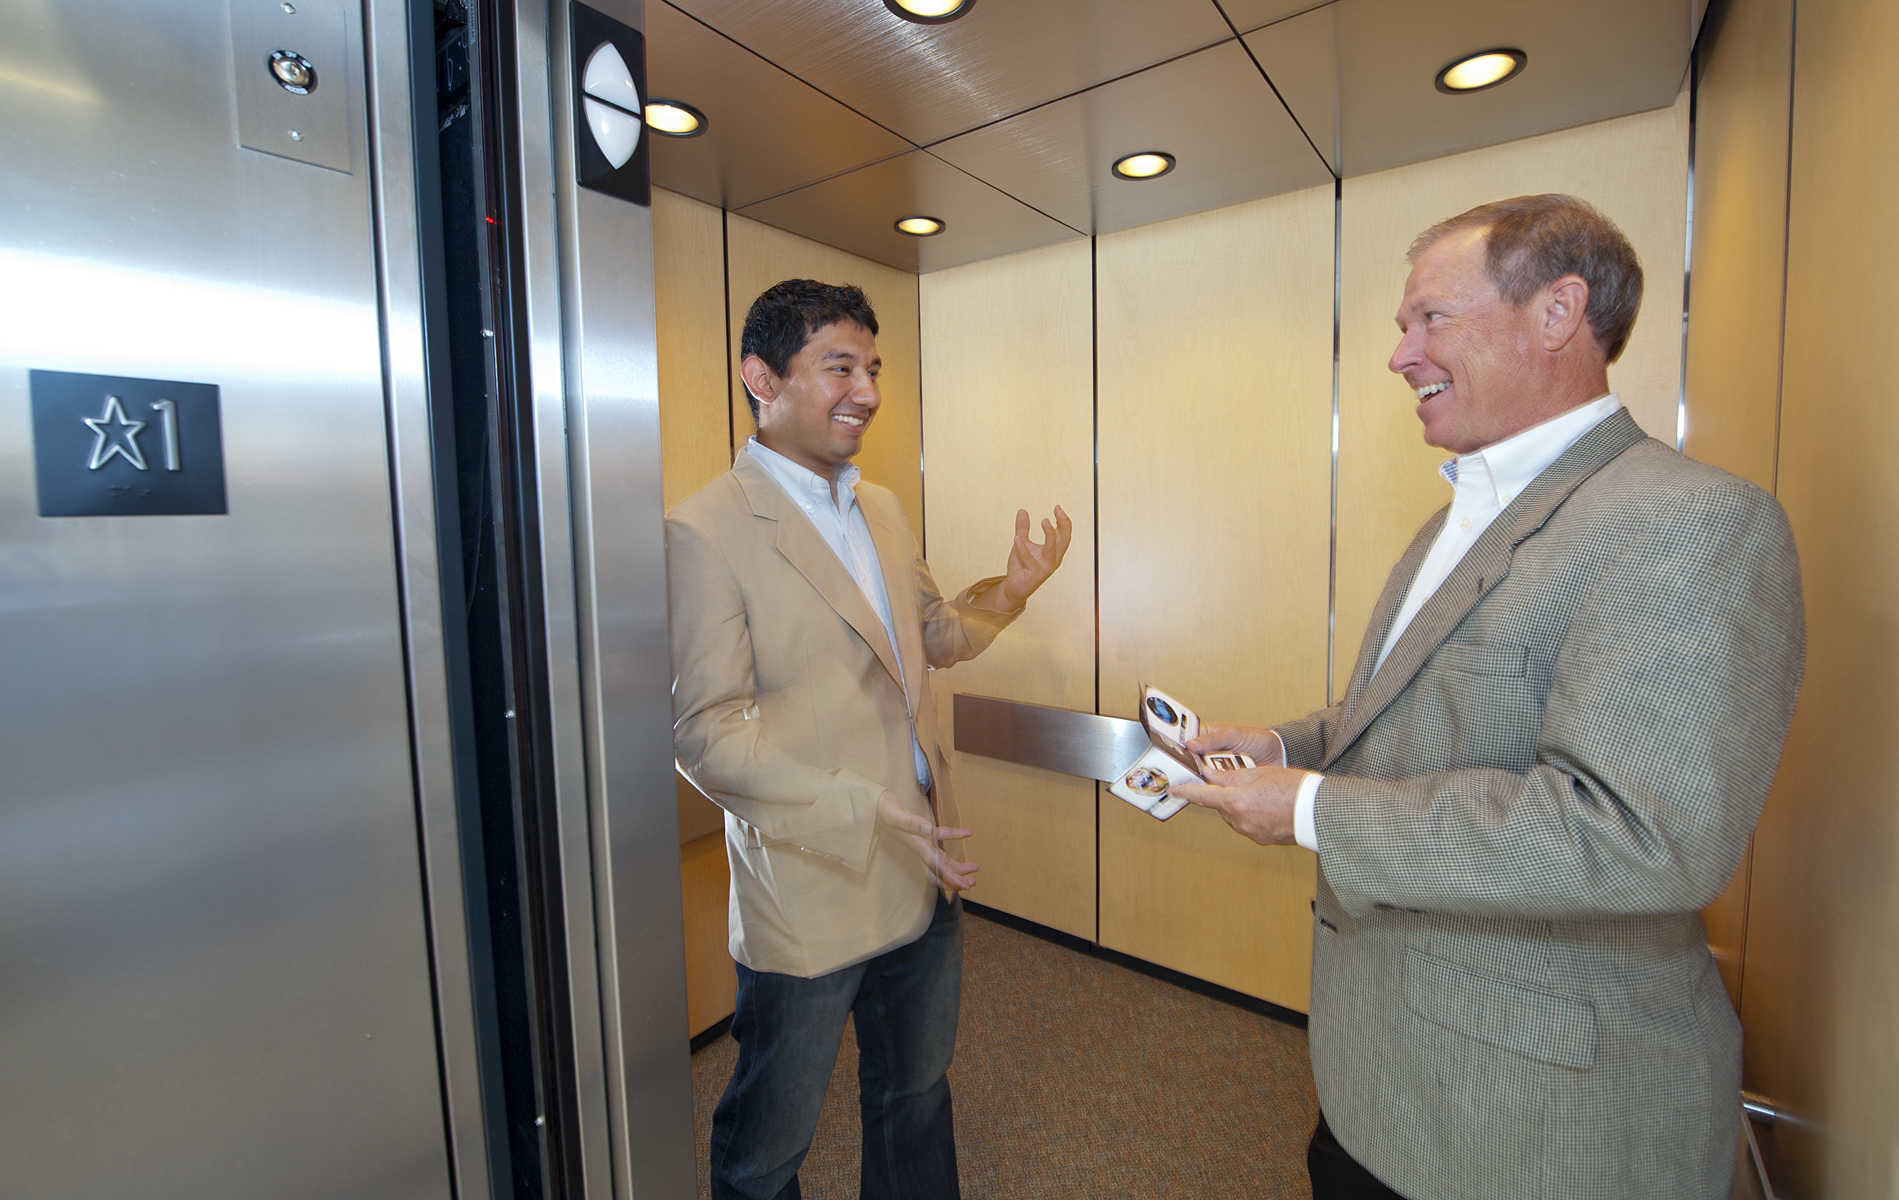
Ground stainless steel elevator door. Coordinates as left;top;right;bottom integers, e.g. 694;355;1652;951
0;1;454;1197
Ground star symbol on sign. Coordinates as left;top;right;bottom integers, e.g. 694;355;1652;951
84;394;148;471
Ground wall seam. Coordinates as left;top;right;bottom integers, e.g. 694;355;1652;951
721;206;735;460
1327;178;1341;707
1678;60;1697;452
917;272;926;559
1739;0;1800;1024
1091;233;1101;946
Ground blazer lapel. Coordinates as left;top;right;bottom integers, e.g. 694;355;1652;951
1322;408;1650;770
859;489;927;719
732;454;905;691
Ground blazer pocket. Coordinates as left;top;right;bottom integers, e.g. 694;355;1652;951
1404;948;1597;1070
1432;640;1529;678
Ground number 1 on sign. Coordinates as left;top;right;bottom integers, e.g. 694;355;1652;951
151;399;180;471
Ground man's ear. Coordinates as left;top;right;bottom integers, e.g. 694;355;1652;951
738;354;776;414
1541;275;1591;352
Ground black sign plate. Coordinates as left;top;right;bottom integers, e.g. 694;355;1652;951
31;370;228;517
571;1;651;206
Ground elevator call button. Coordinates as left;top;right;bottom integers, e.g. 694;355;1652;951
30;370;228;517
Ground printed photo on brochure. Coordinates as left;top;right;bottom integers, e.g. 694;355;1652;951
1107;684;1255;820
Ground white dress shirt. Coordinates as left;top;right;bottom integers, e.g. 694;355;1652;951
1290;393;1624;851
746;437;933;791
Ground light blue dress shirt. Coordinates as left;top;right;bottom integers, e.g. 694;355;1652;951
745;437;933;792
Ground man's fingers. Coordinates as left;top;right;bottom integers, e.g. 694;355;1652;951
934;825;974;843
1168;781;1217;808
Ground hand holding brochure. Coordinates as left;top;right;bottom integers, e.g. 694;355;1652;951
1107;684;1255;820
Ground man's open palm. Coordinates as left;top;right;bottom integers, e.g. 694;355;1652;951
992;505;1072;610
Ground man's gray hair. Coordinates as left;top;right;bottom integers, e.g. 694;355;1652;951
1409;194;1644;363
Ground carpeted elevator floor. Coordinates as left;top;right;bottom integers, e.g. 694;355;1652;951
690;907;1319;1198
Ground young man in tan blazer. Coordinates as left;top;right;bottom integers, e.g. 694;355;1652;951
668;280;1069;1200
1175;196;1804;1200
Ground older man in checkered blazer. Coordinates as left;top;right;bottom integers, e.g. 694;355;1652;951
1173;195;1804;1200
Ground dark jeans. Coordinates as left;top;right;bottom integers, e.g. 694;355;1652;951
1309;1112;1409;1200
710;893;963;1200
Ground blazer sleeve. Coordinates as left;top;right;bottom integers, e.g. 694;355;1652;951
907;532;1021;669
667;510;884;874
1316;479;1806;920
1276;705;1345;770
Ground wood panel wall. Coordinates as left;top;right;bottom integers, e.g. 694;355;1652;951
1729;0;1899;1193
1681;0;1794;1011
920;241;1097;939
1095;188;1335;1011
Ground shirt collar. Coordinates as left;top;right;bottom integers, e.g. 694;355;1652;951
1439;393;1623;508
746;436;860;507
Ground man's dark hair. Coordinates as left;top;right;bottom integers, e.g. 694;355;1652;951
1409;194;1644;363
739;279;880;419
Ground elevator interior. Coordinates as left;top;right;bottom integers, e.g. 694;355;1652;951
4;0;1894;1198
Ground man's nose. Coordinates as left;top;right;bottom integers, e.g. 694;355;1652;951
854;373;881;407
1388;328;1421;376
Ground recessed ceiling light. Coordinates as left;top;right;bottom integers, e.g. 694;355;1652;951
895;216;945;236
1112;151;1175;181
1435;49;1527;94
883;0;974;24
644;99;706;137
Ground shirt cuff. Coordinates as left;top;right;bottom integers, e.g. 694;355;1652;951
1292;771;1324;852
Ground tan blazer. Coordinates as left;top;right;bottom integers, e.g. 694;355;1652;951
1277;410;1805;1200
667;450;1018;978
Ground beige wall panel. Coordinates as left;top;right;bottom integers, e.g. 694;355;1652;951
654;188;735;513
1336;96;1690;681
679;832;737;1038
1683;0;1795;1012
1095;186;1334;1011
654;188;737;844
723;214;923;532
1740;0;1899;1194
1682;0;1792;494
920;240;1097;939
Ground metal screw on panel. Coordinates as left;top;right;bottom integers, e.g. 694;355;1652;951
504;709;515;719
269;49;316;94
288;130;303;141
281;2;296;10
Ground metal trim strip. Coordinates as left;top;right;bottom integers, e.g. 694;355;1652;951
362;0;493;1194
952;693;1149;783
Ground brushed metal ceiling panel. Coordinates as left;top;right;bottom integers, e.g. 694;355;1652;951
1246;0;1693;179
665;0;1235;146
645;0;912;209
930;41;1334;236
735;151;1083;273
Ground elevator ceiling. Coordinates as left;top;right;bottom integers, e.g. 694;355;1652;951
647;0;1707;272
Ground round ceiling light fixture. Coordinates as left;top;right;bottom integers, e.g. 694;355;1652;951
1112;151;1176;181
644;98;707;137
1435;48;1527;94
883;0;974;24
895;216;946;236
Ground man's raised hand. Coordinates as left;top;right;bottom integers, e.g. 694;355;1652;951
977;505;1071;612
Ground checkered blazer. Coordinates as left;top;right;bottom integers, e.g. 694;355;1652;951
1275;409;1804;1200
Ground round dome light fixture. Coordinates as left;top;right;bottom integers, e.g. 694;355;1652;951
883;0;974;24
644;98;707;137
1112;151;1175;181
895;216;945;236
1435;48;1527;94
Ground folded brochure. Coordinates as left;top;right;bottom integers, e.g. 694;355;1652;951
1107;684;1256;820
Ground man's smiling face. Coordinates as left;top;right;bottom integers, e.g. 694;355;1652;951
753;319;882;477
1388;227;1544;454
